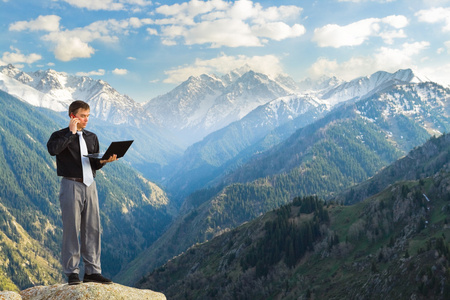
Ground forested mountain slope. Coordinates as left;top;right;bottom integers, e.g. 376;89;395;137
138;133;450;300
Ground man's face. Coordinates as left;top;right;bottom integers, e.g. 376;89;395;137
73;108;90;130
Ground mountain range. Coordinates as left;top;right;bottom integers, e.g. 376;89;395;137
115;73;450;286
0;63;449;296
144;66;296;145
161;69;434;202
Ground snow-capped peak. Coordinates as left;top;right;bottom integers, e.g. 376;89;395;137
319;69;421;106
144;68;296;144
0;64;147;126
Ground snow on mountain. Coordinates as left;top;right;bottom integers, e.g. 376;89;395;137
0;64;434;149
144;68;428;146
230;69;423;134
144;69;296;144
211;71;295;124
145;73;225;130
0;66;68;111
0;64;149;126
320;69;421;106
220;64;253;85
357;81;450;129
275;74;301;92
246;94;324;129
298;75;343;92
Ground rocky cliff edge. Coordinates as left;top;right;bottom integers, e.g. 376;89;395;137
0;283;166;300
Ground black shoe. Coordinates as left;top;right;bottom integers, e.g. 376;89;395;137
83;273;113;284
68;273;82;285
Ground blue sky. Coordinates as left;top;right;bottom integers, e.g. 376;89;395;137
1;0;449;102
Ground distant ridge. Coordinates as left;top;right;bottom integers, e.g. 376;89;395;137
160;68;438;201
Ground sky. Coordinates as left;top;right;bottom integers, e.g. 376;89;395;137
1;0;450;103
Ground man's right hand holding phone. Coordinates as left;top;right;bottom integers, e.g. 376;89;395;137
70;114;79;134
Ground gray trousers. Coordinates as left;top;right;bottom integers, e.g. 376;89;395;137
59;178;101;276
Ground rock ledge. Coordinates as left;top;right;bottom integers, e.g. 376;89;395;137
0;283;166;300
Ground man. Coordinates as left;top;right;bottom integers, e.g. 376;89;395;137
47;100;117;285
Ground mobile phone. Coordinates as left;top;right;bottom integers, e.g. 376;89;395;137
70;113;78;119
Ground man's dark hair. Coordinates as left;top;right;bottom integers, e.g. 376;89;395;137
69;100;90;116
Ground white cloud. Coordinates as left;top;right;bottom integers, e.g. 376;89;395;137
313;19;379;48
9;15;61;32
112;68;128;75
338;0;396;2
382;15;408;28
416;7;450;32
1;47;42;65
76;68;131;77
62;0;123;10
424;0;450;6
374;41;429;67
183;19;262;47
379;29;406;45
76;69;105;76
161;39;177;46
32;18;151;61
308;41;429;80
59;0;152;11
163;53;284;83
420;63;450;87
252;22;305;41
147;28;158;35
154;0;305;47
445;41;450;53
123;0;153;5
45;34;96;61
61;0;152;11
313;15;408;48
157;0;228;20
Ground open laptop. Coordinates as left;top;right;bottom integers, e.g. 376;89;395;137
84;140;134;160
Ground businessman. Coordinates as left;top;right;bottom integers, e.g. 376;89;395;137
47;100;117;285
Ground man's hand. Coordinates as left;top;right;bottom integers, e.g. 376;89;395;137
100;154;118;165
69;116;79;134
